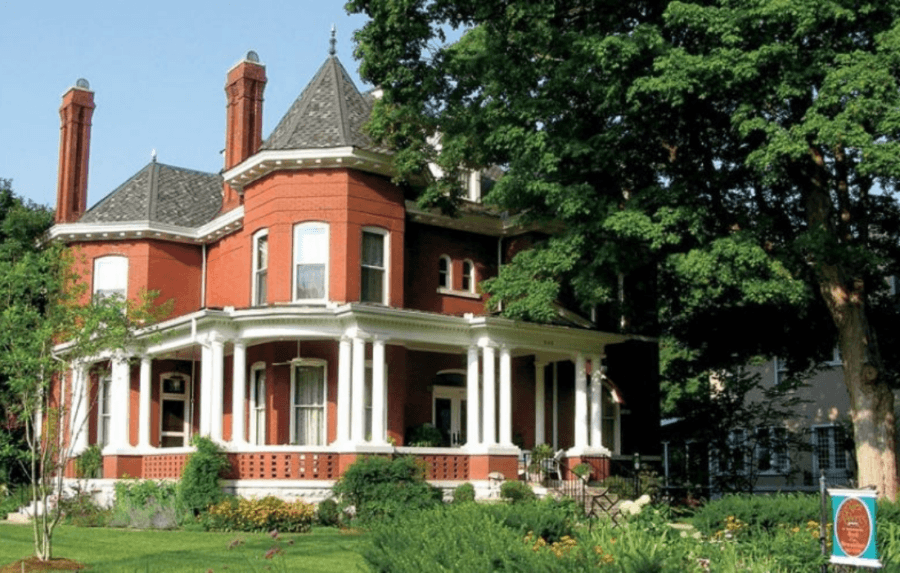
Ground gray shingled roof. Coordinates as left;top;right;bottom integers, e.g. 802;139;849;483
80;161;222;227
261;55;389;154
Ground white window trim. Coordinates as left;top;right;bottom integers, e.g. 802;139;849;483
293;222;329;303
361;226;389;305
251;229;268;307
97;374;111;447
289;358;328;446
93;255;128;300
773;358;789;386
159;372;191;448
249;362;266;446
438;254;452;290
461;259;476;293
812;423;850;477
754;425;790;475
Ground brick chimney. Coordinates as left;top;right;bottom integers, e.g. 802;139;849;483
55;79;95;224
223;51;267;212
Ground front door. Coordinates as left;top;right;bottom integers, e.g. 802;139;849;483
433;386;467;447
160;374;190;447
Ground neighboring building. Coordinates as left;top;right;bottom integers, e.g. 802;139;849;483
723;356;856;493
661;355;858;496
50;44;658;500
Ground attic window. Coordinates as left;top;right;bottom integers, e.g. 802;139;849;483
93;256;128;300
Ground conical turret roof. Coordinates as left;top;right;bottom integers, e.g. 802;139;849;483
260;55;387;154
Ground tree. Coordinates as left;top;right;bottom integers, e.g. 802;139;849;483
347;0;900;498
0;179;167;560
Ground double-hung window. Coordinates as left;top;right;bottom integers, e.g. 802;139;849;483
249;363;266;446
252;230;268;306
438;255;451;289
813;424;849;477
462;260;475;293
93;256;128;300
293;223;328;302
291;361;327;445
361;229;388;304
98;375;111;447
755;426;789;474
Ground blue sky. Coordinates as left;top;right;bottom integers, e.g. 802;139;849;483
0;1;373;209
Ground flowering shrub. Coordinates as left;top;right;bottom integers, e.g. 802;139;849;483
205;496;316;533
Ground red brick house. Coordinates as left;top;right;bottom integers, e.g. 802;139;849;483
49;47;658;500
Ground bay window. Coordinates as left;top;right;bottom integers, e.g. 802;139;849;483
361;228;388;304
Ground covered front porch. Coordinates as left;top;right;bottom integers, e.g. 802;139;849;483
63;304;653;489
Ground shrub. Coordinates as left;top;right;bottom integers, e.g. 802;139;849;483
406;423;442;447
333;455;441;522
59;488;110;527
110;479;179;529
177;436;230;515
452;482;476;504
691;493;819;537
485;497;580;543
74;444;102;479
317;498;342;527
204;496;316;533
499;480;535;504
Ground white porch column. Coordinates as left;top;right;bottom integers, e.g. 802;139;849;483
138;356;152;448
482;345;496;445
199;341;212;436
499;345;512;446
573;353;588;449
534;360;546;446
466;346;480;447
231;341;247;445
109;354;131;450
70;363;89;455
552;362;559;450
210;335;225;443
351;337;366;444
589;355;603;449
336;336;352;445
370;339;387;444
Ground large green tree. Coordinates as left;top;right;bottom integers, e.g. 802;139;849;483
0;179;168;560
348;0;900;498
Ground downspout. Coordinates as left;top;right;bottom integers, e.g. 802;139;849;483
201;243;207;309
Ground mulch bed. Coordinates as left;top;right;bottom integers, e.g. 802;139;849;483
0;557;87;572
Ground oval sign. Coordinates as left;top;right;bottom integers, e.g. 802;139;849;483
835;497;872;558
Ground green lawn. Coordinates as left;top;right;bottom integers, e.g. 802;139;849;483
0;524;368;572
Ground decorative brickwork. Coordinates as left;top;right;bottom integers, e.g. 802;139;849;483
418;454;470;481
142;453;189;479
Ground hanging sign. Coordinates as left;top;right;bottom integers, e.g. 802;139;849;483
828;488;881;568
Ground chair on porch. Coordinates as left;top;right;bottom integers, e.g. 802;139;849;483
542;449;565;481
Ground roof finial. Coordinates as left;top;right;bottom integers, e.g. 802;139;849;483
151;149;157;163
329;24;336;56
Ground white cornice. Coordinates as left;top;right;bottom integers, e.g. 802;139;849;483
223;147;395;191
47;205;245;245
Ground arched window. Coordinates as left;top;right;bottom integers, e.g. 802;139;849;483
293;222;328;302
461;259;476;293
438;255;451;289
93;255;128;300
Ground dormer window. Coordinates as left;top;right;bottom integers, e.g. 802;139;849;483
252;230;268;306
293;222;328;302
361;228;388;304
438;255;451;289
93;256;128;300
462;260;475;293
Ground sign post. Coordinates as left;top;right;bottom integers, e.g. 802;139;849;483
828;488;882;569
